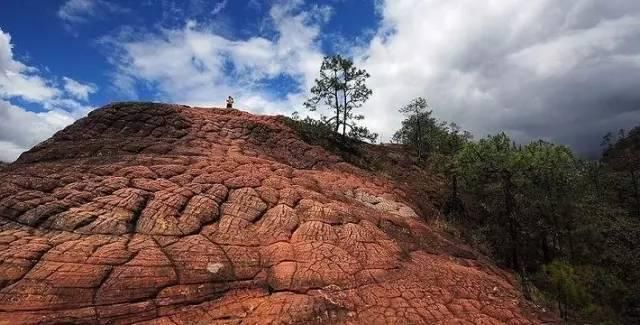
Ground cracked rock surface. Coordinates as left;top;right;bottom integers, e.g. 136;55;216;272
0;103;555;324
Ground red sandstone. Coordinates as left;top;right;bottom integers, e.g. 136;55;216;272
0;103;556;324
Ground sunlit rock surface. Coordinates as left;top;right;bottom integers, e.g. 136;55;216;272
0;103;555;324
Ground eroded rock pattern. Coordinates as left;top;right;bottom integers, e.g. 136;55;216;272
0;103;554;324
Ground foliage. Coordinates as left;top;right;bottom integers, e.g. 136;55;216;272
297;82;640;323
287;114;335;141
602;126;640;219
393;97;432;160
445;130;640;323
303;55;376;142
348;124;379;142
284;113;378;171
454;133;524;269
392;97;471;160
538;260;590;320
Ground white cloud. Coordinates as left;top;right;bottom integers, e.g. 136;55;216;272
247;0;262;11
211;0;228;16
509;16;640;78
0;100;77;162
63;76;97;101
0;31;60;102
357;0;640;153
106;1;328;115
94;0;640;156
0;28;94;162
58;0;97;23
58;0;128;24
0;140;27;163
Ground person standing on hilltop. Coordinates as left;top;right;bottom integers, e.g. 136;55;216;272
226;96;234;108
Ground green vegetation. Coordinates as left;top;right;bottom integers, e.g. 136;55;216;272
444;128;640;323
297;56;640;323
285;113;386;172
390;100;640;323
392;97;472;161
301;54;377;142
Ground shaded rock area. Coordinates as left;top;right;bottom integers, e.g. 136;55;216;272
0;103;556;324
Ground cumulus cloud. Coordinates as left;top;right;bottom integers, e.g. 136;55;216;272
101;0;640;155
105;0;329;115
0;100;76;161
358;0;640;154
0;28;94;162
2;0;635;163
0;140;27;163
58;0;128;24
0;31;60;102
63;77;97;101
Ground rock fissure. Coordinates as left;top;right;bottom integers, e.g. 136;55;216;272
0;103;556;324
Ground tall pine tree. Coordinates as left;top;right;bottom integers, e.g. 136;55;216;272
304;55;376;141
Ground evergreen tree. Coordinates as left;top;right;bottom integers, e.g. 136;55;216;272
393;97;432;160
448;131;639;322
393;97;470;160
304;55;376;141
603;126;640;219
455;133;524;270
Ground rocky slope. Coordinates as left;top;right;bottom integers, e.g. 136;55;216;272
0;103;555;324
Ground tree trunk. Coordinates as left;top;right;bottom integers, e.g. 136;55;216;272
416;115;422;161
452;174;458;200
342;106;347;137
341;76;349;138
592;166;601;196
566;225;575;259
541;232;551;263
334;100;340;133
444;173;465;220
504;175;520;271
520;267;532;300
631;169;639;219
333;69;340;133
509;217;519;270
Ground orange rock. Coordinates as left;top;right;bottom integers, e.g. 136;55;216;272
0;103;556;323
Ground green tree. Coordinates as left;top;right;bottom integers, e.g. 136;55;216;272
603;127;640;219
435;124;640;323
455;133;523;270
541;260;590;321
444;122;473;155
304;55;375;141
393;97;470;160
518;141;579;263
393;97;432;160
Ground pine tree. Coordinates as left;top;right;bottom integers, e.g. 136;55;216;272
304;55;375;141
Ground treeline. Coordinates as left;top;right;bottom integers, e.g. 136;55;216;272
394;98;640;324
296;55;639;323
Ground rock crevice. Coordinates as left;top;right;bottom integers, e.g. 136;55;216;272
0;103;555;324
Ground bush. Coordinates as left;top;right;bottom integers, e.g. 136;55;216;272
536;260;590;321
287;115;335;141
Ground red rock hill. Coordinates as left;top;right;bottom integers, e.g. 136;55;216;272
0;103;555;324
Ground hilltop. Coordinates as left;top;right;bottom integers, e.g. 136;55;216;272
0;102;555;324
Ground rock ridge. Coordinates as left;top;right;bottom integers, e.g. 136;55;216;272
0;102;555;324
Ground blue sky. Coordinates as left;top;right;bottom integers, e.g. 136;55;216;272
0;0;378;109
2;0;640;161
